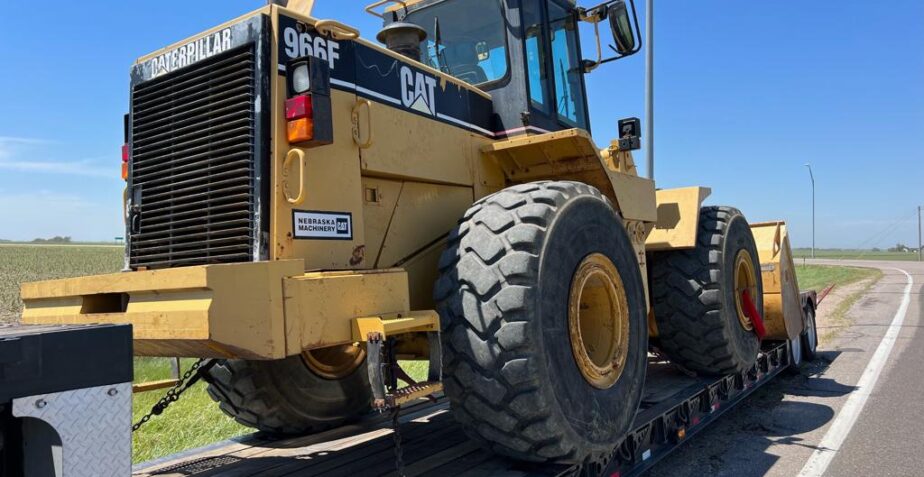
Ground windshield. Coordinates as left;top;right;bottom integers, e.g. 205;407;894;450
404;0;509;87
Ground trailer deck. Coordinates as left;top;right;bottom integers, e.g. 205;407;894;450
133;342;790;477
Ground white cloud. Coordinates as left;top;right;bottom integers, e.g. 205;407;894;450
0;136;114;178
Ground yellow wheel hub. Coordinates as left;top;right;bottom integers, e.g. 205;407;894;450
302;344;366;380
568;253;631;390
733;250;759;332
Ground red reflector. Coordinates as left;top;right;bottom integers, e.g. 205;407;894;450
121;144;130;162
285;95;313;120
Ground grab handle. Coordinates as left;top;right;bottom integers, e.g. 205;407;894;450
283;149;306;205
351;99;374;149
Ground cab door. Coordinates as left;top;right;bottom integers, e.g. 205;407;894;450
522;0;591;133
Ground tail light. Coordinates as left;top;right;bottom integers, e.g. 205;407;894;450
121;144;130;181
285;58;333;147
121;113;130;181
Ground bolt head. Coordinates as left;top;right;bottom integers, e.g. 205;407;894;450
35;399;47;409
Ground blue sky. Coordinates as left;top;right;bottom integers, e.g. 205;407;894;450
0;1;921;248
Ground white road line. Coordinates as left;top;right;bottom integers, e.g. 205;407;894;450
798;267;914;477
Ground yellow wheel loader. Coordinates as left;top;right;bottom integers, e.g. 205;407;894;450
19;0;814;465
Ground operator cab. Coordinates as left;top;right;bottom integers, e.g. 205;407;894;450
377;0;640;137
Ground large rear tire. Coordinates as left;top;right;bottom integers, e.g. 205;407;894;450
650;206;762;375
205;345;371;435
435;181;648;463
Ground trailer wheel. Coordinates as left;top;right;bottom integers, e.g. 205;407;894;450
434;181;648;463
801;306;818;361
205;344;371;435
789;334;803;370
650;206;762;375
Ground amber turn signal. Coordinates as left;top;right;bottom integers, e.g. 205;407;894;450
287;117;315;143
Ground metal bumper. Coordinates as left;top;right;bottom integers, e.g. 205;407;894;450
21;260;437;359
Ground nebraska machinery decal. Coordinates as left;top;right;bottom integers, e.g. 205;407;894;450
277;14;494;137
292;210;353;240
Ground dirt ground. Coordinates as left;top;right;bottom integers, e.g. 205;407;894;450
812;275;882;344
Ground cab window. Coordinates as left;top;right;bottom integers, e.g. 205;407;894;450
406;0;510;87
548;2;588;128
523;2;550;113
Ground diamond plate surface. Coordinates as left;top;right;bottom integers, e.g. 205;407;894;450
13;382;132;476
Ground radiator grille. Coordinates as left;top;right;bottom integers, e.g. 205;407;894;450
129;46;258;269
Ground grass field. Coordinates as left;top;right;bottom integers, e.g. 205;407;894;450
0;244;883;463
792;248;921;262
794;263;881;292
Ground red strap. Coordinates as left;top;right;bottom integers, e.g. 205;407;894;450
741;289;767;340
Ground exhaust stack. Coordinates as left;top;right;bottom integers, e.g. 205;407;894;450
376;22;427;61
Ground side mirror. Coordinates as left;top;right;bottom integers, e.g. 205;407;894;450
608;1;636;55
580;0;641;72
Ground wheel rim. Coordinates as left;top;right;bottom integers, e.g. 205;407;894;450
806;310;817;351
302;344;366;380
732;250;759;332
568;253;631;390
791;336;802;365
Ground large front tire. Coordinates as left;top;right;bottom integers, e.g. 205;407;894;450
650;206;762;375
205;346;371;435
435;181;648;463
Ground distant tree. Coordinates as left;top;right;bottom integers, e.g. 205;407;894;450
888;243;909;253
871;247;881;252
32;236;72;244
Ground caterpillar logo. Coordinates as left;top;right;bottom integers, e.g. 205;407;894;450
400;66;437;116
147;28;233;79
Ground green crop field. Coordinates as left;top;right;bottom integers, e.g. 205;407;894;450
0;244;124;323
0;244;250;462
792;248;921;262
0;244;882;463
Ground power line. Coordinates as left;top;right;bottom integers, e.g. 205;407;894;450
835;208;918;261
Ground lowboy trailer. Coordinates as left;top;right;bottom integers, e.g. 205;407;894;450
131;325;813;477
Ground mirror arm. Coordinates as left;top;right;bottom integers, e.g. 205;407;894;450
580;12;605;73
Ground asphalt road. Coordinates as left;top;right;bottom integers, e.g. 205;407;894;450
647;259;924;477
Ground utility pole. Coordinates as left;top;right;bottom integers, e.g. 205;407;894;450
918;205;922;262
645;0;654;179
804;164;815;259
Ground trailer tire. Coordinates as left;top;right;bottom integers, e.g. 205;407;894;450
435;181;648;463
801;305;818;361
205;350;371;435
651;206;762;375
788;334;803;371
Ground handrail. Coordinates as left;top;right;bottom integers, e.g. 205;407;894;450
315;19;360;40
365;0;408;19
